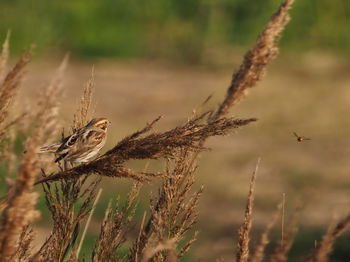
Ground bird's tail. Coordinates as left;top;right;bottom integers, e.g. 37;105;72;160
38;143;60;153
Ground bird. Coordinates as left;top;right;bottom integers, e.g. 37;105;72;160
38;117;111;163
293;132;311;142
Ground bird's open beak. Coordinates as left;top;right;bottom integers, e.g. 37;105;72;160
108;121;112;126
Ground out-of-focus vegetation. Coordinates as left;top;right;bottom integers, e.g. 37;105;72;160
1;0;349;63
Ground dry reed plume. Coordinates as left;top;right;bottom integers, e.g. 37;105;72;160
127;150;203;261
213;0;294;120
92;182;141;261
236;159;259;262
249;203;282;262
307;214;350;262
73;66;95;131
35;114;256;185
0;0;349;261
0;49;67;261
270;206;302;262
0;40;31;140
33;177;100;261
0;31;10;85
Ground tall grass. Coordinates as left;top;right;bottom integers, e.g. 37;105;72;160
0;0;349;261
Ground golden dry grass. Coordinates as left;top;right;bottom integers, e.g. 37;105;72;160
5;52;349;261
0;0;350;261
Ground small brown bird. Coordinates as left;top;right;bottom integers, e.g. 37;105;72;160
39;117;111;163
293;132;311;142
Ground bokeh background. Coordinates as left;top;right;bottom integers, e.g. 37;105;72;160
1;0;350;63
1;0;350;261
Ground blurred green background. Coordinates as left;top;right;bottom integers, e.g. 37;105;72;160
1;0;350;63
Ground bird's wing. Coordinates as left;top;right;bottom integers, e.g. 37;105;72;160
83;129;106;143
77;130;106;153
54;152;69;163
39;128;81;154
54;129;84;162
56;130;106;162
56;129;82;153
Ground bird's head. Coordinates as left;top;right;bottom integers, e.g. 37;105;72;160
87;117;111;131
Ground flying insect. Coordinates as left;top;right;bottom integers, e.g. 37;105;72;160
293;132;311;142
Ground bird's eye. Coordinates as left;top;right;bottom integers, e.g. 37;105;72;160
68;136;77;146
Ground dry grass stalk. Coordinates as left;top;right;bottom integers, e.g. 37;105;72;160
236;158;260;262
0;54;68;211
213;0;294;120
140;238;177;262
128;150;204;261
32;177;100;261
65;224;80;262
0;46;31;140
307;213;350;262
0;3;313;261
0;131;17;213
249;203;282;262
281;193;286;248
35;114;257;185
73;66;95;131
134;211;147;262
0;127;16;174
8;225;34;262
77;187;103;256
0;112;42;257
0;50;70;261
271;206;302;262
0;31;10;83
31;63;98;261
92;182;142;262
178;230;199;258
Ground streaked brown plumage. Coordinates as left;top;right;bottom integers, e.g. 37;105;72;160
39;117;111;163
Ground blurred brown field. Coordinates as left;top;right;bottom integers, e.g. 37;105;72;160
17;51;350;260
